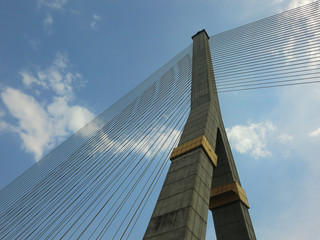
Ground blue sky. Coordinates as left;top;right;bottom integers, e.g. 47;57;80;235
1;0;320;239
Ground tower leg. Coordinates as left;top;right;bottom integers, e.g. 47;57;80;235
210;129;256;240
144;29;256;240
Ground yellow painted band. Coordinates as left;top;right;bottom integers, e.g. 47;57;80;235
209;182;250;210
170;135;217;167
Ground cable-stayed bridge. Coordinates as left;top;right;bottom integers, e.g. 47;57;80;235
1;1;320;239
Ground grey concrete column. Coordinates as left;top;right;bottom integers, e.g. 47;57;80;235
143;30;217;240
143;29;256;240
210;128;256;240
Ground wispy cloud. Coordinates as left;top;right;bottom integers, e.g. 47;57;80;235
38;0;68;10
278;133;293;142
20;70;44;87
88;125;181;159
38;0;69;34
272;0;316;12
286;0;316;9
123;126;181;157
43;14;53;33
91;14;101;30
25;36;40;50
44;14;53;26
0;52;94;161
21;52;83;99
0;108;5;118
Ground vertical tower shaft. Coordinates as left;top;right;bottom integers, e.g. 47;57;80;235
144;30;256;240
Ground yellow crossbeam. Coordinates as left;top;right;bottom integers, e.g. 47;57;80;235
209;182;250;210
170;135;217;167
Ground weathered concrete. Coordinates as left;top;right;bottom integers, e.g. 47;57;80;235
211;129;256;240
144;30;256;240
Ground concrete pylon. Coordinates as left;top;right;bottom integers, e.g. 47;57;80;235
143;30;256;240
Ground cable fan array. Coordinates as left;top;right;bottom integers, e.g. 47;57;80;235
0;49;192;239
211;0;320;93
1;0;320;239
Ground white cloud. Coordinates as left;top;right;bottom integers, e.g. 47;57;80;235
0;88;94;160
38;0;68;10
91;14;101;30
309;128;320;137
0;53;94;161
23;52;83;99
227;121;275;159
1;88;51;159
47;97;94;133
44;14;53;27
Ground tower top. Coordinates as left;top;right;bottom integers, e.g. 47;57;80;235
191;29;210;39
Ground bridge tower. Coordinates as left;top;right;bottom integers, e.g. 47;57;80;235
143;30;256;239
